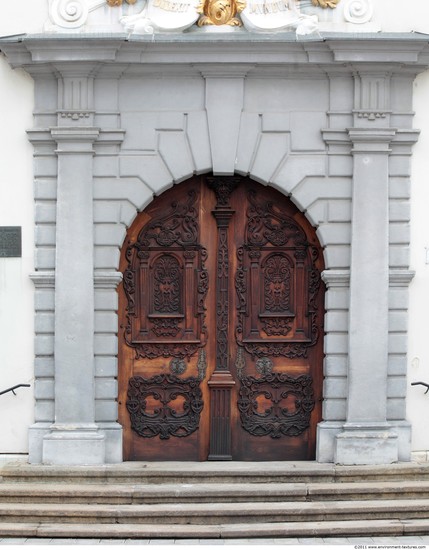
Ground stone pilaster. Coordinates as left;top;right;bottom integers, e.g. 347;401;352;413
316;269;350;463
37;64;107;464
334;127;398;465
41;126;105;465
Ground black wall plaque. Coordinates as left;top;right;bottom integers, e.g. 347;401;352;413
0;227;22;258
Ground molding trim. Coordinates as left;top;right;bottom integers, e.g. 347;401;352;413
94;271;123;289
30;271;55;289
389;269;415;287
321;269;415;289
2;36;429;72
321;269;350;288
348;127;397;154
30;271;124;289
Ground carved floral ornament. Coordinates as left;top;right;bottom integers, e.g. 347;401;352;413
311;0;339;7
106;0;340;7
47;0;375;33
106;0;136;5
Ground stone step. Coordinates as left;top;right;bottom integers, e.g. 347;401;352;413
1;499;429;525
1;480;429;504
2;461;429;484
2;461;428;540
1;518;429;539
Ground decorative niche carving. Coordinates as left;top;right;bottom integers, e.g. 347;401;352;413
235;188;321;359
122;190;208;360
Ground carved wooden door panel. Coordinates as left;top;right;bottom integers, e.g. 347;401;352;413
118;176;324;461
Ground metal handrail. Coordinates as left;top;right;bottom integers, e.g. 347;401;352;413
0;384;30;397
411;381;429;395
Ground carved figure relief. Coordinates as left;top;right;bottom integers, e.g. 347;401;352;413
197;0;245;26
152;255;181;314
47;0;376;33
264;255;291;312
118;0;318;33
122;190;208;360
241;0;318;33
120;0;200;33
235;188;321;359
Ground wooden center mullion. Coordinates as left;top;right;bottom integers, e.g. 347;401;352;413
207;177;240;460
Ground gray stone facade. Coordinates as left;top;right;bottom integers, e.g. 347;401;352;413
1;32;427;465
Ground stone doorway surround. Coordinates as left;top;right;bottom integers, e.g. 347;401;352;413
0;32;426;466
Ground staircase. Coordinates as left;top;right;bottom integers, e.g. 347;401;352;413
1;461;429;539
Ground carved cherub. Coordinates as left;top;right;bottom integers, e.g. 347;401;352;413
197;0;246;26
311;0;340;7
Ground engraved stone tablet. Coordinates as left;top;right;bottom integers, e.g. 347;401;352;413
0;227;22;258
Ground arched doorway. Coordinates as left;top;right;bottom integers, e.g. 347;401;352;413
118;175;325;461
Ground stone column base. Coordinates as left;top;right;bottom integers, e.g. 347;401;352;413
334;424;398;465
42;424;105;465
97;422;123;464
28;423;51;464
389;420;411;462
316;421;344;463
29;422;124;464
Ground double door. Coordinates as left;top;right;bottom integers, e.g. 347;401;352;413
118;175;324;460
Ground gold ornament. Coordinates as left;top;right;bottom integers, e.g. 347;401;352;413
106;0;137;6
197;0;245;26
311;0;340;8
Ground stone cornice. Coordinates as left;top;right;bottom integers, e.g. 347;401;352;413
30;271;55;289
94;271;123;289
325;38;429;64
323;128;420;146
196;64;256;79
321;269;350;288
389;269;415;287
348;128;397;142
29;271;124;289
28;128;125;146
2;34;429;74
321;269;415;289
51;127;100;155
348;128;397;154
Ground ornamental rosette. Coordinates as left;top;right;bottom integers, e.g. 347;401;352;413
311;0;340;7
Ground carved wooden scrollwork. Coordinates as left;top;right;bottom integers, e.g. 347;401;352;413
235;187;322;359
237;373;315;438
126;373;204;439
207;176;240;372
122;190;208;360
246;189;307;248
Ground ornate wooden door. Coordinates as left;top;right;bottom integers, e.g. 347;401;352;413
118;175;324;461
